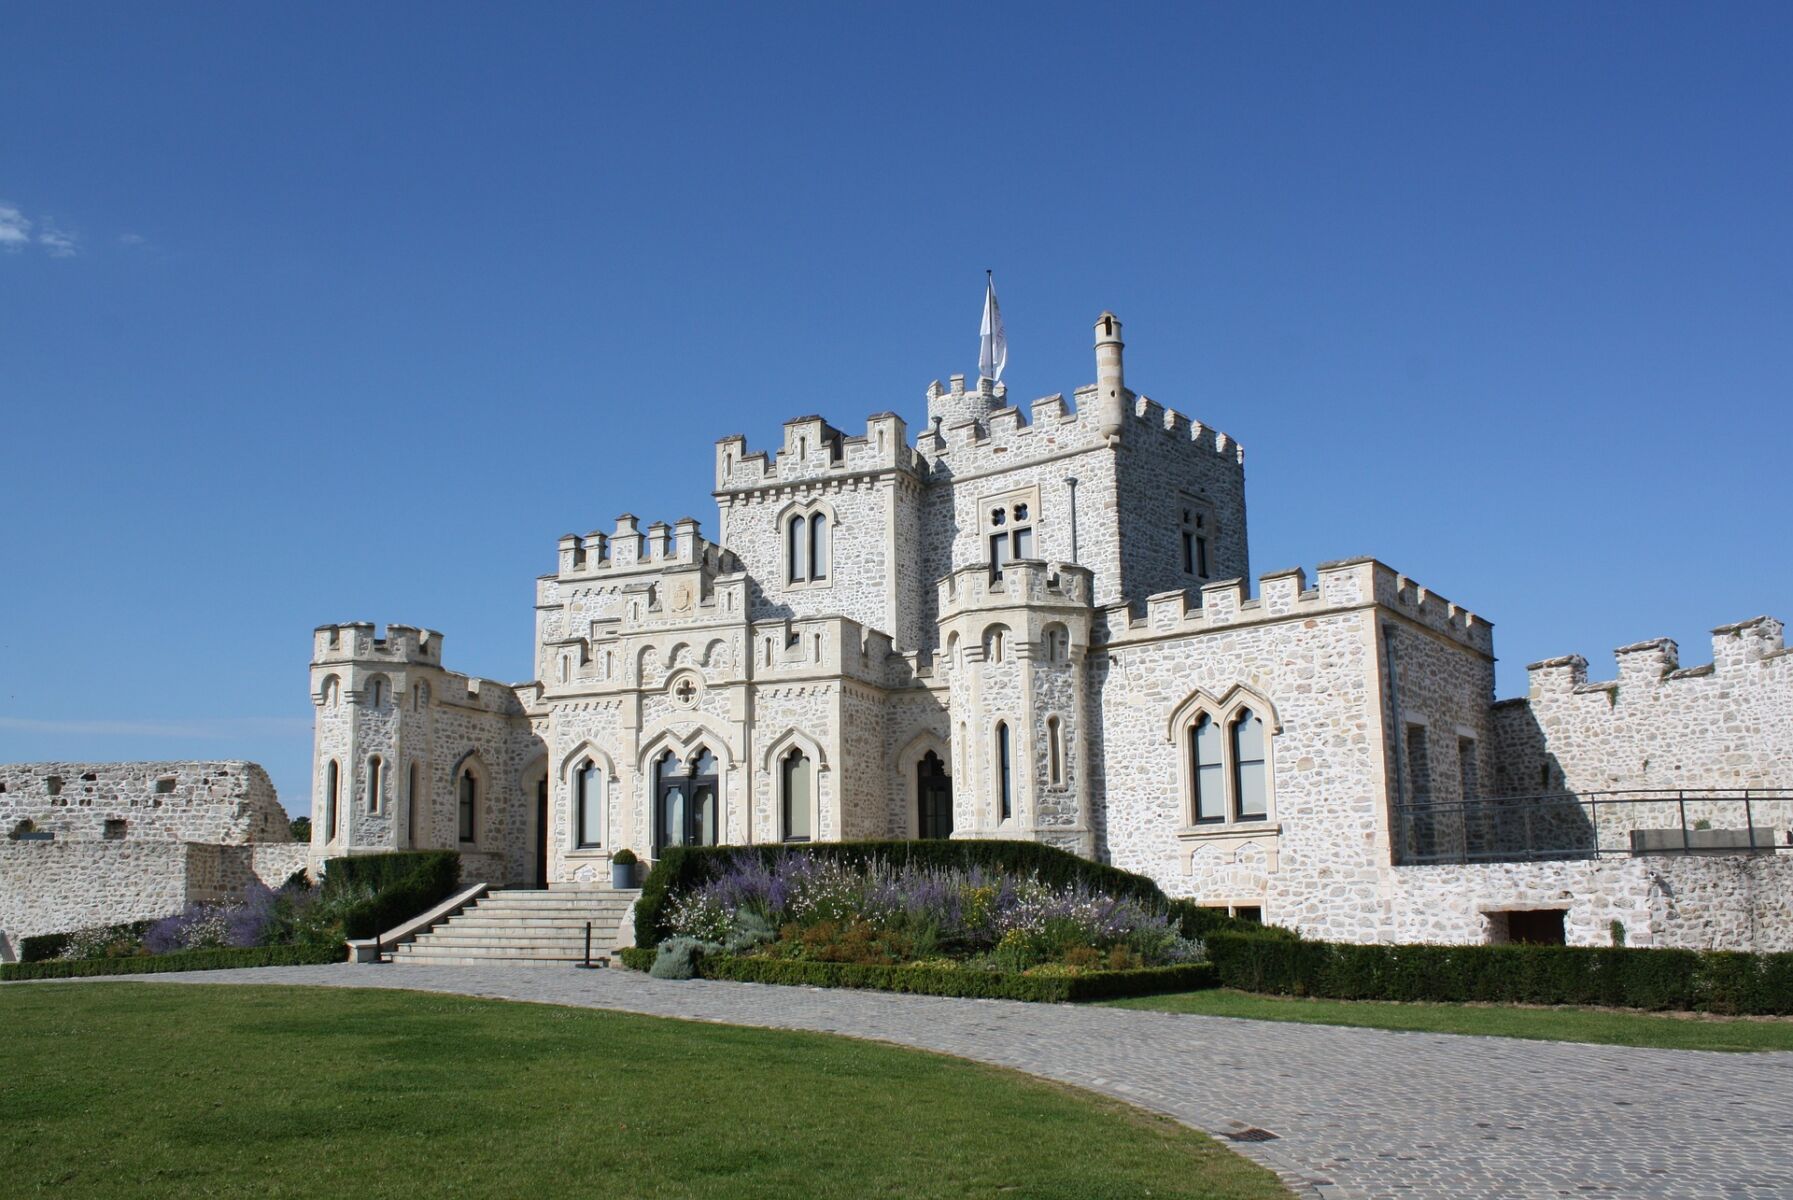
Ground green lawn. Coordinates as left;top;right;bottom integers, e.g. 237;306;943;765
1106;987;1793;1052
1;984;1289;1200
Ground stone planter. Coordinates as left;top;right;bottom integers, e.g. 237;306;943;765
611;860;635;889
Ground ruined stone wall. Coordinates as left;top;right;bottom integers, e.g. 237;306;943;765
0;841;194;942
0;761;289;845
1492;617;1792;798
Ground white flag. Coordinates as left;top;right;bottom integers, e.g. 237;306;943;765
979;273;1007;382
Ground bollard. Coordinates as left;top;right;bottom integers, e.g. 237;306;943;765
574;919;600;969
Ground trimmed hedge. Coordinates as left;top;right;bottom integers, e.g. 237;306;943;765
323;850;462;940
19;920;155;964
635;839;1266;947
617;946;657;972
1;941;346;982
1206;932;1793;1016
694;956;1219;1002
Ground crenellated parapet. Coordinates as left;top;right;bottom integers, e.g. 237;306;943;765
1096;558;1493;656
310;622;525;715
312;622;442;666
556;515;738;579
937;560;1093;621
1526;616;1788;698
714;411;919;496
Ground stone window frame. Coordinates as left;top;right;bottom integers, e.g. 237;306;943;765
453;752;487;848
761;728;828;844
324;759;341;844
993;718;1016;825
1178;495;1215;581
559;743;619;858
1044;713;1066;790
366;754;384;814
1167;685;1281;834
982;485;1040;581
778;497;837;590
361;673;391;709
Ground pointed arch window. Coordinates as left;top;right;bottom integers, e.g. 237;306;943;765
917;750;953;839
1180;697;1274;826
780;748;812;842
655;747;719;854
808;513;829;580
1191;714;1225;822
787;509;830;584
1232;709;1267;820
787;514;807;583
458;766;478;843
576;759;603;848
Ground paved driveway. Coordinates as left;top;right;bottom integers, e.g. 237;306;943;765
40;963;1793;1200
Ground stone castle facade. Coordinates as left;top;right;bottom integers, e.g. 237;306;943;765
307;313;1793;950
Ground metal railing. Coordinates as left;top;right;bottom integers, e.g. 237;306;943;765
1391;788;1793;866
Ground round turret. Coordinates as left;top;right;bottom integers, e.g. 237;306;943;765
1094;311;1126;442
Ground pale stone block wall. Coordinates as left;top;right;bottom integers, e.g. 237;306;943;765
0;841;193;941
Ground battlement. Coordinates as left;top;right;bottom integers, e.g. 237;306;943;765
1097;558;1493;655
915;380;1243;476
746;614;891;685
312;623;443;665
715;411;918;494
1527;616;1788;697
937;561;1094;619
556;515;738;577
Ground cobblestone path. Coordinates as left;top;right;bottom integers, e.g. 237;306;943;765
44;964;1793;1200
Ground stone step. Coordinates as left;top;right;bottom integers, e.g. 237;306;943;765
394;944;611;961
442;912;628;926
453;905;634;919
390;953;602;967
401;938;609;954
483;889;640;901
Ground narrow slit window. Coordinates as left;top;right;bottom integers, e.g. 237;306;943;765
366;756;382;813
1047;716;1063;786
996;722;1013;821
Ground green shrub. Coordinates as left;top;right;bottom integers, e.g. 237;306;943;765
617;946;657;971
20;920;155;963
1;942;345;981
695;956;1218;1001
1205;932;1793;1015
636;840;1177;948
322;851;462;940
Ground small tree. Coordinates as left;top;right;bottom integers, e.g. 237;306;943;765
289;815;312;842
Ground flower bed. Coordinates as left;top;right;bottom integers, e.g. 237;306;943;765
643;850;1212;997
6;852;459;981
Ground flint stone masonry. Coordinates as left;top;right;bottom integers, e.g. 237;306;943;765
302;309;1791;951
0;761;299;944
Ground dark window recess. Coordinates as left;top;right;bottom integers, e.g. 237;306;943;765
81;772;97;782
1233;905;1263;924
46;775;64;796
155;777;176;794
103;819;127;840
1495;909;1567;945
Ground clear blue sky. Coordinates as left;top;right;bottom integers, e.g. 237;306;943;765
3;4;1789;817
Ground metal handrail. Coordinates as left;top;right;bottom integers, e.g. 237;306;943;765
1390;788;1792;866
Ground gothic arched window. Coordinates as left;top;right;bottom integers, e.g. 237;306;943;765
576;759;603;848
781;748;812;842
995;721;1013;822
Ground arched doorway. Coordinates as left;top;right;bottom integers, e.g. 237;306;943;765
654;746;720;855
917;750;953;839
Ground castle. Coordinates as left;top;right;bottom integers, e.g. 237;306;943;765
306;313;1792;950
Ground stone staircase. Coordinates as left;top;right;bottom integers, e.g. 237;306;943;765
392;886;640;967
